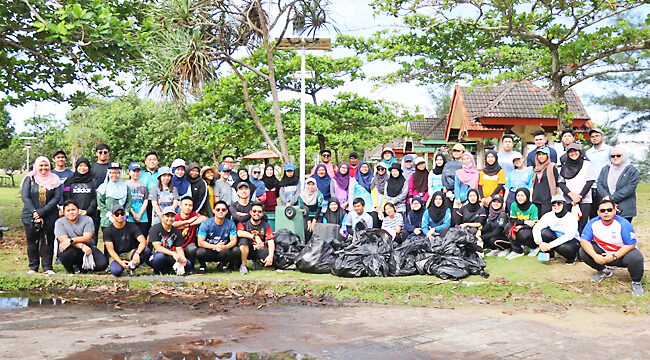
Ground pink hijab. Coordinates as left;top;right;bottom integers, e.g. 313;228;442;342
455;151;479;189
22;156;61;190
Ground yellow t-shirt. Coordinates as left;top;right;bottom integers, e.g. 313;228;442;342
478;169;505;198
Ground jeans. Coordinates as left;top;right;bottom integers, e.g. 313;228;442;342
58;245;109;273
579;243;644;282
108;247;152;277
24;222;55;272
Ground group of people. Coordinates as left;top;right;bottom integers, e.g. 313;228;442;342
20;128;644;295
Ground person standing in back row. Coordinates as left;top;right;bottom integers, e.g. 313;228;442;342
585;128;611;219
90;144;111;189
311;149;338;178
526;130;558;167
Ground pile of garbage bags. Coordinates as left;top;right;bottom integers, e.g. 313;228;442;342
274;227;488;280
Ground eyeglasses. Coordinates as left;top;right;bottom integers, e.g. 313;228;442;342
598;207;614;213
114;212;126;217
215;208;228;213
610;154;622;159
250;210;263;214
551;201;563;206
97;150;109;154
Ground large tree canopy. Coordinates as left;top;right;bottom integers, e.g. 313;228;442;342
341;0;650;126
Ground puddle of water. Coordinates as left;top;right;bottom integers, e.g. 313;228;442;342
0;296;67;310
113;350;313;360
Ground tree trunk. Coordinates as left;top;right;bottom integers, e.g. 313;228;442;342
211;149;219;167
317;134;326;152
549;44;570;131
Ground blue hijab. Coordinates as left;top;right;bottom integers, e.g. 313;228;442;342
249;165;266;197
313;164;332;199
355;161;373;192
171;166;190;196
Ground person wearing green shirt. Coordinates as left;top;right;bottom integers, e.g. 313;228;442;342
505;188;538;260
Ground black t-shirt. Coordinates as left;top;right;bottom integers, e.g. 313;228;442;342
63;181;97;213
229;201;252;224
148;223;183;250
237;219;274;244
91;162;110;189
103;222;143;254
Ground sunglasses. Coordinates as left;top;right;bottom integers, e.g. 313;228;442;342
253;171;261;174
114;212;126;217
215;208;228;213
610;154;622;159
322;154;331;158
551;201;563;206
250;210;263;214
97;150;109;154
598;207;614;213
452;149;462;152
378;168;386;171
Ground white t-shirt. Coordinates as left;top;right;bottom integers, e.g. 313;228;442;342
560;161;596;203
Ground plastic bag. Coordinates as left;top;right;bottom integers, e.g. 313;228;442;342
273;229;305;270
332;229;393;277
389;236;434;276
416;228;488;280
295;235;337;274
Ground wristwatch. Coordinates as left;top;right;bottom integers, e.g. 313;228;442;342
612;254;618;261
69;239;74;246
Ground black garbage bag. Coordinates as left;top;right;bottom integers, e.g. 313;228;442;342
416;228;488;280
273;229;304;270
389;236;434;276
332;229;393;277
295;235;337;274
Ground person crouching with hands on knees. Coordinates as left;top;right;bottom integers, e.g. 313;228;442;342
149;206;192;275
579;199;644;296
236;202;275;274
55;200;108;273
103;204;151;277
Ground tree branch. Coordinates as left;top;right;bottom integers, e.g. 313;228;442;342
20;0;47;25
566;67;650;89
561;42;650;77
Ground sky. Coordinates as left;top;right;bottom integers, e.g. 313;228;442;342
6;0;647;157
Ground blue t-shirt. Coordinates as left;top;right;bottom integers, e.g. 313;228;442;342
506;168;534;192
51;169;74;184
581;215;636;253
198;218;237;245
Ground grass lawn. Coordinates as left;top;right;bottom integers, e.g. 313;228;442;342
2;177;650;310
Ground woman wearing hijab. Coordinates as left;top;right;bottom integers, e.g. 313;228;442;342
480;195;510;257
531;147;559;216
428;153;446;199
408;157;430;205
478;150;506;208
384;163;408;213
404;197;425;239
371;161;389;214
200;166;217;211
318;198;346;225
233;167;257;200
454;152;480;208
63;158;97;219
299;177;326;241
313;163;332;201
171;159;190;198
353;161;374;213
505;188;539;259
504;152;533;211
249;165;266;198
596;146;640;223
401;154;415;181
186;162;213;217
278;163;301;206
558;143;595;232
21;156;63;274
97;162;132;230
260;163;280;212
381;147;396;167
422;191;452;239
533;193;581;265
456;189;486;236
330;162;353;211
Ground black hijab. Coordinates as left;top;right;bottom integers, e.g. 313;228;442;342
482;150;502;176
386;164;406;197
460;188;483;223
431;153;446;175
427;191;448;223
233;167;257;194
554;200;570;218
278;168;299;188
322;198;346;225
560;147;585;180
186;162;207;212
514;188;532;211
64;157;94;186
464;188;481;213
408;197;425;227
262;164;279;190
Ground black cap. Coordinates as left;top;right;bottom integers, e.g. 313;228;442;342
52;149;66;158
321;149;331;155
349;152;359;159
236;181;249;189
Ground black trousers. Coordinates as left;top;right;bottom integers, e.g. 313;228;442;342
576;203;591;234
535;203;552;217
196;247;240;267
508;224;536;254
58;245;109;273
482;222;508;250
183;243;199;266
579;243;644;282
24;223;55;272
540;228;580;261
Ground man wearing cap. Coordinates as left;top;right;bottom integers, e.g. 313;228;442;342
197;200;239;273
103;204;151;276
125;162;150;236
173;196;208;271
56;200;108;274
497;134;517;177
214;164;235;206
221;155;239;186
311;149;337;178
149;206;192;275
51;150;73;184
236;202;275;274
230;182;253;224
442;143;465;202
90;143;111;188
348;152;360;178
532;193;581;265
585;128;611;218
526;130;558;167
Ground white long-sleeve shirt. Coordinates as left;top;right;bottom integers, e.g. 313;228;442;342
533;211;580;248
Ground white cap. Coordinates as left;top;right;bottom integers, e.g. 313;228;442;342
511;151;523;161
171;158;186;169
414;156;426;165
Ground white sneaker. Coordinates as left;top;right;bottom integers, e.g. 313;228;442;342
506;252;525;260
497;250;510;257
486;249;500;256
45;270;55;275
528;247;540;257
26;269;36;274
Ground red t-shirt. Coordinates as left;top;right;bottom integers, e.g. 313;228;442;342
174;211;201;248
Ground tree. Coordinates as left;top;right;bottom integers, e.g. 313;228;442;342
0;0;148;106
341;0;650;128
592;71;649;135
0;105;13;149
138;0;335;163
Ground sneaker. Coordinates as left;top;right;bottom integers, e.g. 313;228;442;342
497;250;510;257
252;260;264;270
505;251;524;260
26;269;36;274
197;267;206;274
486;249;500;257
632;282;644;297
45;270;55;275
565;258;576;266
239;264;248;275
528;247;540;257
216;264;232;274
591;268;613;283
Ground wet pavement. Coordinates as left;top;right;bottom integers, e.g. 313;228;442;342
1;296;650;360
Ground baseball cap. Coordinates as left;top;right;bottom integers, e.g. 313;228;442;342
491;194;504;203
349;152;359;159
236;181;249;189
566;143;582;152
321;149;332;155
108;162;121;169
589;128;604;136
52;149;66;158
284;163;296;171
157;166;172;177
511;151;523;161
452;143;466;152
404;154;414;162
536;147;550;154
161;206;176;215
128;162;141;171
111;204;125;213
218;164;232;172
414;156;426;165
